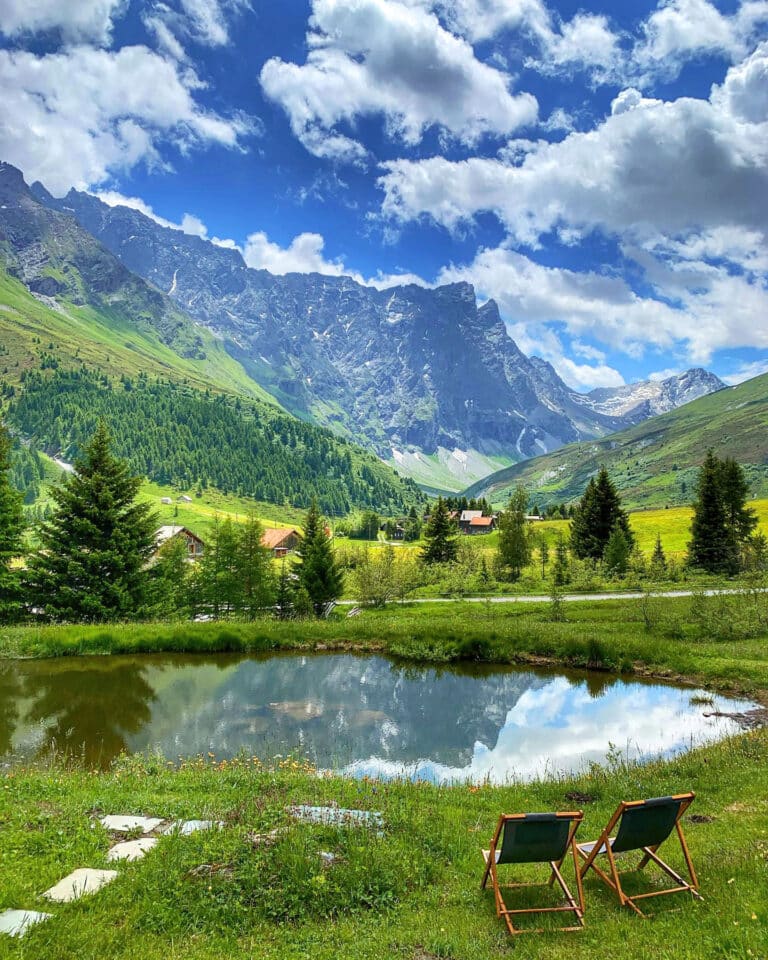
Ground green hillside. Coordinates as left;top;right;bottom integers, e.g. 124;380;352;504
464;372;768;509
7;368;424;516
0;263;276;404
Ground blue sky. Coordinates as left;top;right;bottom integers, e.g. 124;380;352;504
0;0;766;390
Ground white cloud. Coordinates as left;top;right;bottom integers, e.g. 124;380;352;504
143;0;251;54
649;367;684;381
0;0;125;44
243;231;350;276
259;0;537;161
0;45;252;193
722;358;768;384
438;0;551;43
438;246;681;362
633;0;768;83
242;228;426;288
379;48;768;247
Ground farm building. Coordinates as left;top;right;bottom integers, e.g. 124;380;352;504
262;527;302;558
154;525;205;559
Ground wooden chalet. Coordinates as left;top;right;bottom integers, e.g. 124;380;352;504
154;525;205;559
262;527;302;558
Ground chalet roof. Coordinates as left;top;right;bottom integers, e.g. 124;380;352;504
154;525;204;546
469;516;494;527
261;527;302;549
460;510;484;522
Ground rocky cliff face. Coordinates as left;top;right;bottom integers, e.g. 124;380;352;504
24;171;725;482
32;182;632;460
577;369;725;421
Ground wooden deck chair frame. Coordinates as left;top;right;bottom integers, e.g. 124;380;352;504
481;811;585;936
577;792;702;917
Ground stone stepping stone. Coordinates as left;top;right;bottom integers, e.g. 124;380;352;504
100;815;164;833
0;909;52;938
160;819;223;836
288;805;384;831
107;838;158;862
43;868;118;903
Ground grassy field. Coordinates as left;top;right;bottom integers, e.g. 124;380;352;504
1;596;767;958
3;594;768;698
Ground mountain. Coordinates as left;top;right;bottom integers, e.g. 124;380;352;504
463;371;768;510
575;369;725;421
31;178;719;490
0;162;424;515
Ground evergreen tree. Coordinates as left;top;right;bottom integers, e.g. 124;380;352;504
420;497;458;564
604;523;631;575
294;498;344;615
539;535;549;579
0;426;24;621
150;536;191;619
237;514;275;618
552;535;570;586
570;467;634;561
275;559;293;619
26;421;157;622
688;450;756;573
403;505;422;542
649;534;667;577
496;484;531;581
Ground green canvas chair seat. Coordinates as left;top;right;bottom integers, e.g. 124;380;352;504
481;811;585;936
577;792;702;916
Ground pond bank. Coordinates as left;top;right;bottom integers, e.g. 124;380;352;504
2;596;768;703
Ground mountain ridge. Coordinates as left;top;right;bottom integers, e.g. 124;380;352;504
29;173;725;489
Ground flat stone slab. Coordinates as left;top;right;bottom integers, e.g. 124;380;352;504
0;909;52;938
43;868;118;903
107;837;158;862
160;819;223;836
100;815;164;833
288;805;384;830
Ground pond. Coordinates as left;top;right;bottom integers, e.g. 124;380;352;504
0;654;757;783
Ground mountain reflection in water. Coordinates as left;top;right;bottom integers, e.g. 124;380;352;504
3;653;755;782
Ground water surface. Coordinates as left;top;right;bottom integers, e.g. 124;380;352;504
0;654;755;783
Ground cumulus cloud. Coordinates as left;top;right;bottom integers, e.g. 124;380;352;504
0;0;125;44
243;228;426;288
633;0;768;83
0;45;252;193
260;0;537;161
379;48;768;245
722;358;768;384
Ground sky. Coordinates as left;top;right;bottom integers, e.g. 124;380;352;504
0;0;766;391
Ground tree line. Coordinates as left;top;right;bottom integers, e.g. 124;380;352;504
7;368;424;516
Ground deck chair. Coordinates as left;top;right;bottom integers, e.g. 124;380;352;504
577;793;702;916
481;811;585;936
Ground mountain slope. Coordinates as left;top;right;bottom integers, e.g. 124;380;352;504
464;372;768;509
0;162;423;515
33;181;682;484
576;368;725;421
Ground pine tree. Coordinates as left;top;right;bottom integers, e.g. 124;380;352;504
294;497;344;615
552;535;570;586
420;496;458;564
237;514;275;618
496;484;531;581
275;559;293;620
650;533;667;577
26;421;157;622
150;535;191;619
0;426;24;622
604;523;631;575
688;450;756;574
570;467;634;561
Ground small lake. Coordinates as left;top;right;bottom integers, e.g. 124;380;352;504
0;654;756;783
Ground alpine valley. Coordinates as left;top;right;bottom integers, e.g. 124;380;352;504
2;161;725;500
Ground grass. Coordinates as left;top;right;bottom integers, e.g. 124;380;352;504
2;594;768;699
1;596;768;957
0;727;766;958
